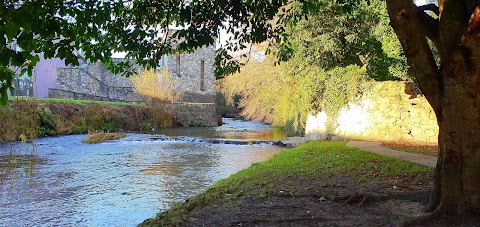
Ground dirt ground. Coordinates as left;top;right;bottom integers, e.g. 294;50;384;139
181;173;479;227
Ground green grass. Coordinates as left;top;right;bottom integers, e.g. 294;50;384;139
139;140;432;227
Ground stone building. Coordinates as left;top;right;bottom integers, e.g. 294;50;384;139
48;45;217;104
47;45;218;126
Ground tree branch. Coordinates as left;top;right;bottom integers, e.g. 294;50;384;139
418;3;440;16
386;0;443;114
415;12;439;42
438;0;469;55
415;9;445;60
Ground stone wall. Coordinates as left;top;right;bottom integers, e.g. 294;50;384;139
162;103;218;127
49;45;217;104
305;81;439;144
164;45;217;103
48;46;219;126
49;60;146;102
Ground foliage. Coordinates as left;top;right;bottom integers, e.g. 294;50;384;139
220;0;399;135
319;66;369;136
286;0;404;81
0;0;306;104
220;52;369;136
130;69;182;103
140;140;432;226
372;2;409;80
219;54;285;124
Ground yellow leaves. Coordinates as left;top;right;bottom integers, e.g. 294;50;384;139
130;68;182;103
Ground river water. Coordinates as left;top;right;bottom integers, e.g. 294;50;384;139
0;118;286;226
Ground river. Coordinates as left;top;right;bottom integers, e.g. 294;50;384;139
0;118;286;226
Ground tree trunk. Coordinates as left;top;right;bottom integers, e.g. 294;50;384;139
434;51;480;216
386;0;480;218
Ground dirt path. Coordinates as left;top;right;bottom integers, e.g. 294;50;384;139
347;141;437;168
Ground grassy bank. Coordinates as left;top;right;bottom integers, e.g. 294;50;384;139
0;98;173;142
140;141;432;226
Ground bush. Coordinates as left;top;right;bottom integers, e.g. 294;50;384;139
130;68;182;103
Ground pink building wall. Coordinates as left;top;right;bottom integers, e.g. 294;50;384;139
32;54;68;98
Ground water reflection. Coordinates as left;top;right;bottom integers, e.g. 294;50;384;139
0;119;285;226
0;142;39;192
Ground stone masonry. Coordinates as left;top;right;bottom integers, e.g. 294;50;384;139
305;81;439;144
48;45;218;126
165;46;217;103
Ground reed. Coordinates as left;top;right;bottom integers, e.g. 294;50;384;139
1;98;174;141
82;132;127;144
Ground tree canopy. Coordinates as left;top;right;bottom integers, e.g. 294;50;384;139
0;0;305;104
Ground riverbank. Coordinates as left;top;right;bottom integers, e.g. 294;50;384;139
139;140;435;226
0;98;173;142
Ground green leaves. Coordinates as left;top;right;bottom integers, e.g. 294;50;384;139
0;67;15;105
287;0;405;81
5;22;18;40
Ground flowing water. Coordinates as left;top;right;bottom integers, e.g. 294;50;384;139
0;118;286;226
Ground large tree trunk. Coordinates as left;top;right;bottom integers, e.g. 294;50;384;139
437;65;480;216
386;0;480;218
